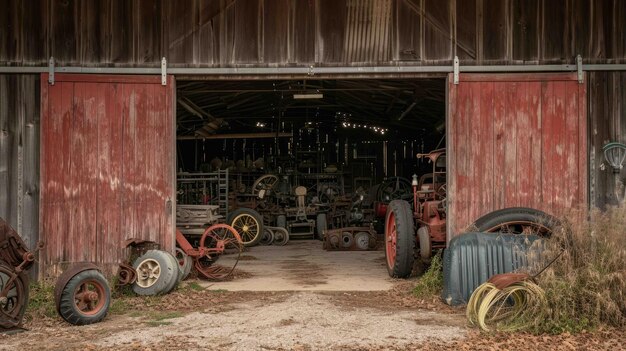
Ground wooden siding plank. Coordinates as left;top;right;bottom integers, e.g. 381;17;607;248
511;0;540;62
481;0;508;62
493;81;507;211
504;81;518;206
74;83;100;262
423;0;452;61
97;81;123;265
467;80;479;228
564;79;579;208
540;81;554;209
528;81;543;206
455;0;476;60
263;0;291;63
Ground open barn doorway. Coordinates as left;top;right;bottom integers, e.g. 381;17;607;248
173;77;447;290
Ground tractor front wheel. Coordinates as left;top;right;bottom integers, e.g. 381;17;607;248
384;200;415;278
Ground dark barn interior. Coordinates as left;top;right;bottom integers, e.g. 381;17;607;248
175;78;446;179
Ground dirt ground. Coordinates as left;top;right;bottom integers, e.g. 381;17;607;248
1;242;624;350
1;280;624;351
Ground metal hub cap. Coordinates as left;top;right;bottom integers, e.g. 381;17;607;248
73;279;106;316
136;258;161;288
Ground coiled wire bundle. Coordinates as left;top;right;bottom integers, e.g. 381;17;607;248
466;273;547;332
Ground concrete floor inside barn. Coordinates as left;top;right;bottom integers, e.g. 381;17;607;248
204;240;395;291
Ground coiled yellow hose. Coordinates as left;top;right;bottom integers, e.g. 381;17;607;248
467;280;547;332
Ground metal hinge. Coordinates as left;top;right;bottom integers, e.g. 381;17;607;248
576;55;583;84
161;57;167;86
453;56;459;85
48;57;55;85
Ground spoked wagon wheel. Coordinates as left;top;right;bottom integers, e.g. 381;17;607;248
229;208;264;247
472;207;558;237
384;200;415;278
252;174;280;196
195;223;243;280
0;264;28;329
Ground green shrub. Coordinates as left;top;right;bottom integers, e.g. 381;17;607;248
412;251;443;298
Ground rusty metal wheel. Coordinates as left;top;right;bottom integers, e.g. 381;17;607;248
260;227;275;245
0;263;28;329
58;269;110;325
195;223;243;280
385;200;415;278
272;227;289;246
252;174;280;196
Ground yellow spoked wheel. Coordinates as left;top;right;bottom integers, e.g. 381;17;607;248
229;208;264;247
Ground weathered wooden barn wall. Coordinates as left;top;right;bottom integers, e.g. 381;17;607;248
0;75;39;250
588;71;626;208
39;74;176;278
0;0;624;67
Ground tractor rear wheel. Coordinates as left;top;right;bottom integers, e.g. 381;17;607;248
384;200;415;278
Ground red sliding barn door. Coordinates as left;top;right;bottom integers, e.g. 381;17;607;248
40;74;176;278
447;73;587;238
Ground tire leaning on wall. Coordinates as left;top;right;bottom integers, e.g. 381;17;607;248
132;250;179;296
54;263;111;326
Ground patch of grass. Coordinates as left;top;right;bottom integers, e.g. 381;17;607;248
26;282;56;319
109;298;132;315
531;207;626;334
113;283;135;298
180;281;205;292
412;251;443;298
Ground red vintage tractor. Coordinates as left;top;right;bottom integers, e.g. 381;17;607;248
384;148;447;278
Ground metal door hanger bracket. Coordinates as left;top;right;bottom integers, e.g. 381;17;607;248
576;55;583;84
48;57;55;85
161;57;167;86
453;56;459;85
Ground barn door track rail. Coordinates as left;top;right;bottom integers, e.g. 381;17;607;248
1;56;625;81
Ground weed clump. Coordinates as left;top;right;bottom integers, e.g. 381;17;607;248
26;282;56;319
412;251;443;298
533;207;626;333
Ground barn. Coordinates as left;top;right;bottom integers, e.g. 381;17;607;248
0;0;625;280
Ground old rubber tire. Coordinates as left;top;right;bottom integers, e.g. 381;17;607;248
385;200;415;278
0;264;29;328
228;208;264;247
472;207;559;236
316;213;327;240
163;251;181;293
175;248;193;281
58;269;110;325
132;250;178;296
